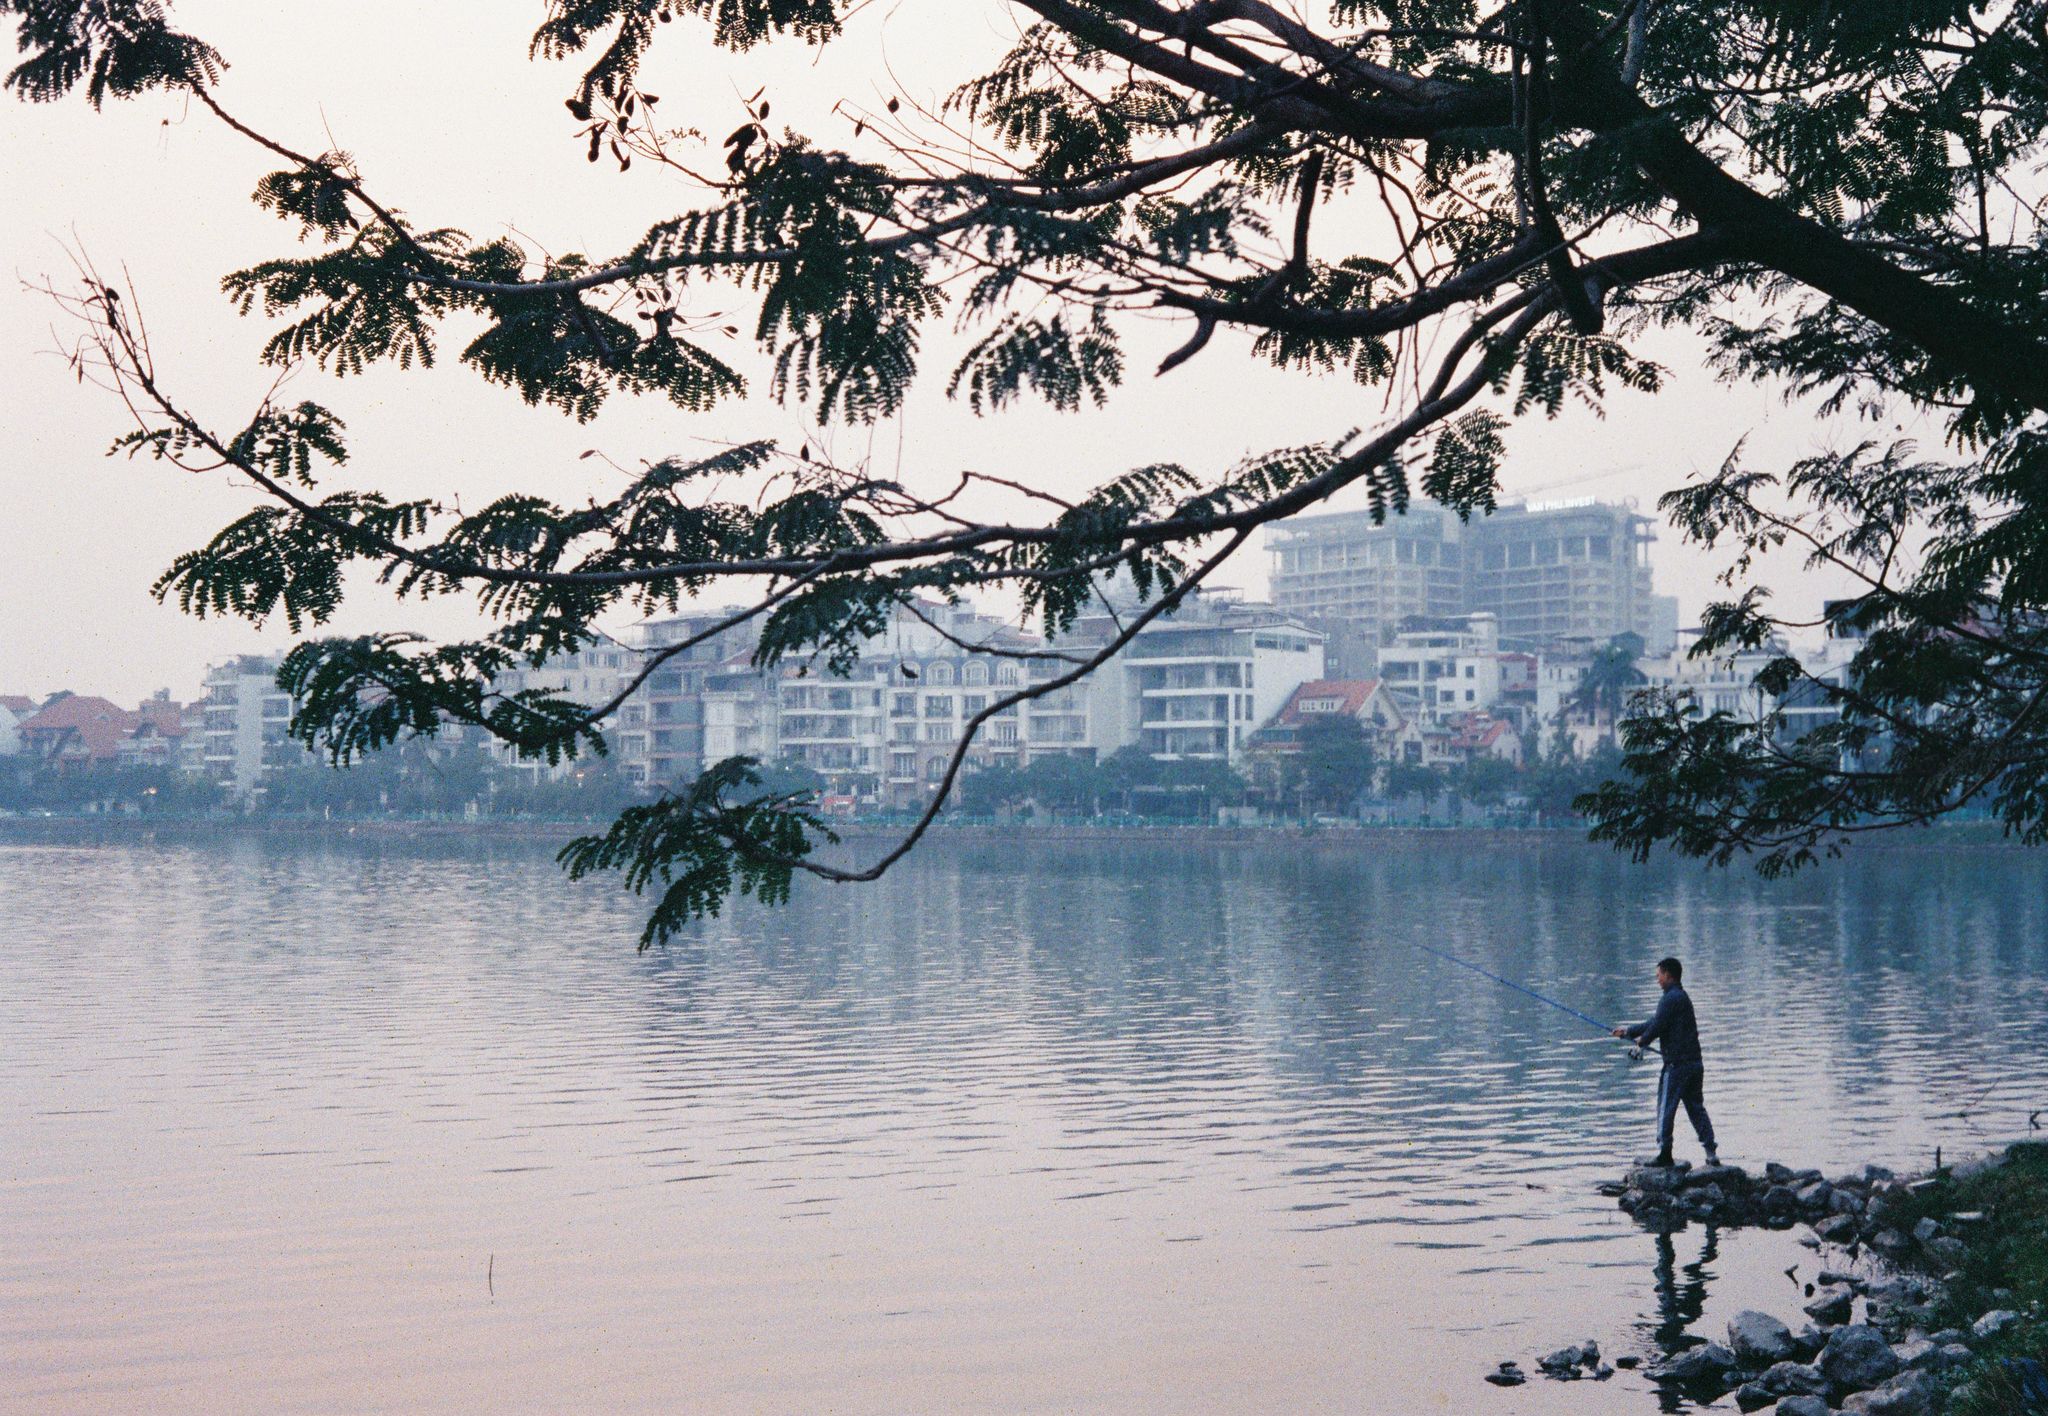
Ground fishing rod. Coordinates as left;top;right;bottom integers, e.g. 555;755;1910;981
1413;941;1660;1059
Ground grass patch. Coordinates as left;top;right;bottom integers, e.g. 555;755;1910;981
1882;1142;2048;1415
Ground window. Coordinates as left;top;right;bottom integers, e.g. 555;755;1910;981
924;695;953;718
1511;542;1533;567
926;662;956;686
924;757;948;781
891;753;917;778
964;660;990;686
995;663;1020;686
962;695;987;716
1464;664;1475;678
892;693;916;716
924;722;954;743
892;722;917;743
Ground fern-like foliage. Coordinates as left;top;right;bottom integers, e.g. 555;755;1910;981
559;756;837;947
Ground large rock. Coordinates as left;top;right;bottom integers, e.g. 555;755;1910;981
1816;1213;1858;1242
1804;1286;1855;1324
1840;1368;1936;1415
1652;1342;1738;1384
1729;1310;1799;1366
1890;1337;1937;1369
1733;1381;1776;1412
1821;1324;1902;1392
1759;1360;1829;1396
1775;1398;1829;1416
1910;1217;1942;1242
1830;1187;1866;1215
1971;1308;2021;1341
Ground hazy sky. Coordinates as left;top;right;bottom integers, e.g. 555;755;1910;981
1;2;1913;705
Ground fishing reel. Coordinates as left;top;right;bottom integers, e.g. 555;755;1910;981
1625;1045;1649;1062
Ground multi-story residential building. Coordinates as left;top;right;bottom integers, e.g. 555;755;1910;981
199;655;308;801
1080;596;1326;761
117;691;190;770
609;612;772;788
489;642;637;782
1377;613;1505;723
779;663;890;801
699;656;778;768
1265;497;1681;655
874;601;1052;811
1655;628;1789;725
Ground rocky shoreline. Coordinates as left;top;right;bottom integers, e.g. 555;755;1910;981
1491;1144;2044;1414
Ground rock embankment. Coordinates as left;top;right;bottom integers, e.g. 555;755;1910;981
1494;1148;2044;1415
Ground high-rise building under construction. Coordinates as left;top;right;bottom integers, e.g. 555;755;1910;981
1265;498;1678;653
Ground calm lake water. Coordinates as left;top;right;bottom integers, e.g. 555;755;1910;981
3;828;2046;1414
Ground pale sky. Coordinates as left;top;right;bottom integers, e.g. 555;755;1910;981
0;1;1915;706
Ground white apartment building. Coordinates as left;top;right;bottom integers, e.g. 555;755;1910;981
700;660;778;767
200;655;308;802
872;601;1080;811
1656;629;1788;724
1378;613;1505;724
1079;597;1325;761
490;643;636;780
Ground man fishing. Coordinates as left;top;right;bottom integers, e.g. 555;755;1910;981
1612;956;1719;1169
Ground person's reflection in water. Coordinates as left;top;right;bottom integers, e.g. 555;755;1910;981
1644;1224;1721;1415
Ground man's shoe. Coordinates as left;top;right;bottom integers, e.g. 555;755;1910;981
1703;1150;1721;1167
1636;1152;1676;1168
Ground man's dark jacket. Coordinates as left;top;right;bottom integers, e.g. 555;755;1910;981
1625;985;1702;1070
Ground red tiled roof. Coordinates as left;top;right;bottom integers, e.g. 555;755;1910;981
1274;679;1387;727
19;695;140;761
0;694;34;715
1437;713;1514;750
